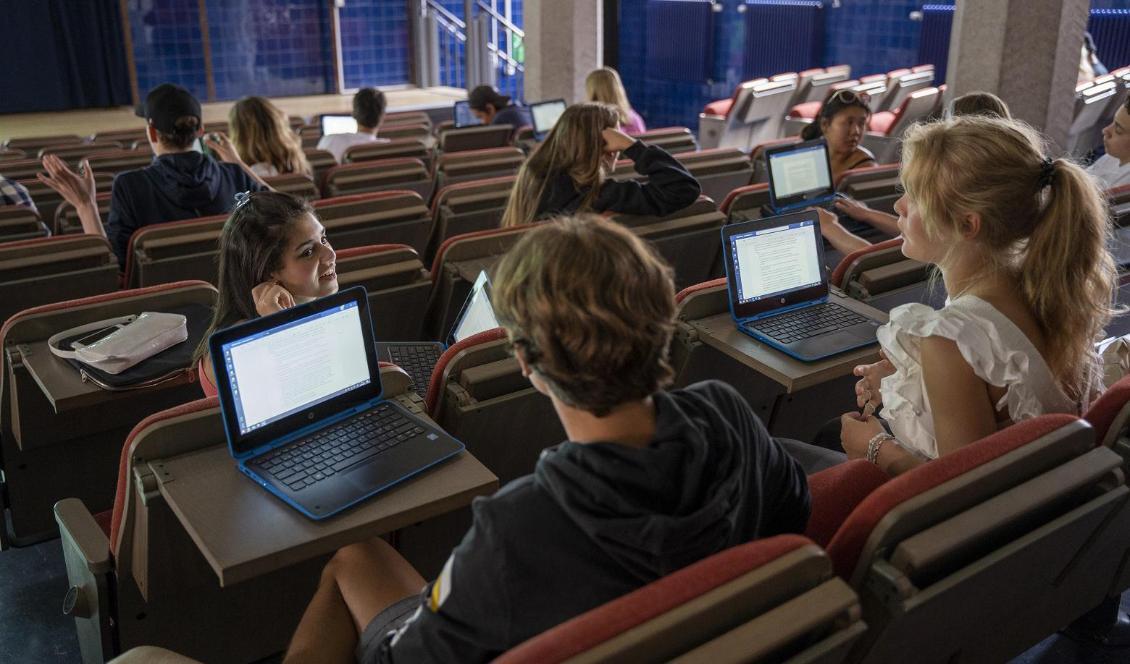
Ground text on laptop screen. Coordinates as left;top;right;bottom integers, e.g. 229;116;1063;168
730;221;822;304
321;115;358;136
222;301;371;435
531;101;567;135
452;271;498;343
769;144;832;199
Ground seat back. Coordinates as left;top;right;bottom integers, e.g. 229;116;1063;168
2;158;48;181
0;234;119;325
438;124;514;153
741;79;799;146
877;87;940;139
303;147;337;185
699;78;767;150
0;147;27;161
40;141;124;165
5;134;83;153
720;183;770;221
610;196;727;290
56;192;113;235
879;70;936;113
124;214;228;288
93;128;149;146
313;190;431;255
433;147;525;192
1;281;216;540
428;175;516;263
262;173;320;201
835;163;901;213
1111;183;1130;228
378;123;432;142
335;244;431;341
1068;80;1120;157
636;127;698;154
497;536;862;664
322;158;432;200
297;123;321;149
81;149;154;177
801;68;853;104
1084;374;1130;463
21;172;114;226
0;204;49;241
343;138;431;165
426;224;534;338
426;329;564;486
830;416;1130;663
831;238;934;311
384;110;433;128
676;148;752;203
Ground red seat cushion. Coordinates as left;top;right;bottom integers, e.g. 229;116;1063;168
496;534;813;664
868;110;898;135
805;460;889;548
829;237;903;288
675;278;727;304
1084;375;1130;445
703;98;734;118
788;101;822;119
425;328;508;415
719;183;769;215
93;510;112;539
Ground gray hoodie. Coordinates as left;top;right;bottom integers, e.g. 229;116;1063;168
370;380;810;663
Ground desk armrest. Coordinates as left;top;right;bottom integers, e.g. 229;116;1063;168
54;498;111;574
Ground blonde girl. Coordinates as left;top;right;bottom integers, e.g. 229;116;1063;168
584;67;646;135
229;96;311;178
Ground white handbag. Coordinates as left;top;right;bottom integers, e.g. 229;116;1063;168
48;312;189;375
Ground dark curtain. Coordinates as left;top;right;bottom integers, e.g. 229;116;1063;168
0;0;132;113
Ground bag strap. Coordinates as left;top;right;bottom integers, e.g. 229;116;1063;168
47;315;137;360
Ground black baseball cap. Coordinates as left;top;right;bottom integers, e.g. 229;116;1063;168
468;85;511;111
135;84;202;133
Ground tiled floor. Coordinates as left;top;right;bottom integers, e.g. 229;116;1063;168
3;533;1129;663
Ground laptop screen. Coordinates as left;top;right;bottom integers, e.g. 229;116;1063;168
729;220;823;306
768;143;832;200
530;99;567;137
451;270;498;344
453;101;482;129
221;300;371;436
321;114;358;136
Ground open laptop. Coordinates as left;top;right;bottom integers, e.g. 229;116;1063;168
453;100;482;129
765;138;870;235
209;286;465;520
529;98;567;141
721;211;882;361
320;114;358;136
375;270;499;398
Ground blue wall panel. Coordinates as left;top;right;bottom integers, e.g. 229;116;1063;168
340;0;412;89
128;0;210;100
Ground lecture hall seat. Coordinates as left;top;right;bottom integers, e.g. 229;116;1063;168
0;233;119;325
322;157;433;200
426;175;516;264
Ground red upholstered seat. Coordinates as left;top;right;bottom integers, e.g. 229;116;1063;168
495;534;813;664
824;413;1078;580
429;225;535;284
805;460;889;548
333;243;415;260
675;277;726;304
93;510;112;539
719;182;769;215
868;110;898;134
1084;375;1130;447
703;98;734;118
122;214;228;288
788;100;822;119
109;397;220;553
424;327;508;415
429;174;516;217
830;237;903;288
311;189;421;210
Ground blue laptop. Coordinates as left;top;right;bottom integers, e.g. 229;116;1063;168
453;100;483;128
721;211;882;362
764;138;838;214
209;286;465;520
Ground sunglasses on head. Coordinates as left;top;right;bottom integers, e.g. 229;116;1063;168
830;89;872;107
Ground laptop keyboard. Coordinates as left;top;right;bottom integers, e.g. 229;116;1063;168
251;402;427;492
748;303;868;345
386;344;443;399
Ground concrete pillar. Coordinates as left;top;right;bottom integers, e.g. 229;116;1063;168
524;0;602;104
945;0;1088;151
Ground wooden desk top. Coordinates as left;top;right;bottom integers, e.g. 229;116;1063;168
151;447;498;587
690;294;886;393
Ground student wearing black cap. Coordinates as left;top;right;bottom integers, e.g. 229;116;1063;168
467;85;532;137
38;83;266;268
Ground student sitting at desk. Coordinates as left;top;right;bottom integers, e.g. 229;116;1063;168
195;191;338;396
282;216;810;664
500;103;700;227
801;89;876;182
833;116;1116;476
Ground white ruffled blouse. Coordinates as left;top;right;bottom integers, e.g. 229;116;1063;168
877;295;1078;460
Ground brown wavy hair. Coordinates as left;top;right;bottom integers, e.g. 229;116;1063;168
491;215;677;416
900;116;1116;400
229;96;311;177
500;103;620;228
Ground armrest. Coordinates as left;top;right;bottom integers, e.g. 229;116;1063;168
54;498;112;574
805;460;889;548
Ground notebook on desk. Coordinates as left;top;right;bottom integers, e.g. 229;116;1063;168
721;211;882;362
209;286;465;520
375;269;499;399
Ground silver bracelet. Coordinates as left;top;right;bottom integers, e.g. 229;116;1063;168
866;432;895;466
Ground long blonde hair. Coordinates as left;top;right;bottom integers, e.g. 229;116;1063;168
229;96;311;177
500;103;620;228
901;116;1116;400
585;67;635;126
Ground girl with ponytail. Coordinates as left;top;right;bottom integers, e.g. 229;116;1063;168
837;115;1116;475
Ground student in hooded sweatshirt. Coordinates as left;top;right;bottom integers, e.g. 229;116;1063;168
38;83;266;268
283;215;811;664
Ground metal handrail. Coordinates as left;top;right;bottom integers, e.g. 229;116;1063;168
427;0;466;30
475;0;524;38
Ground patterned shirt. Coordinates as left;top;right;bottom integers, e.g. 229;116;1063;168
0;175;36;213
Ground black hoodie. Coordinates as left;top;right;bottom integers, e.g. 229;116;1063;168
106;151;262;268
370;380;810;663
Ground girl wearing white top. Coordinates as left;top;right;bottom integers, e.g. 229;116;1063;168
843;116;1116;476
